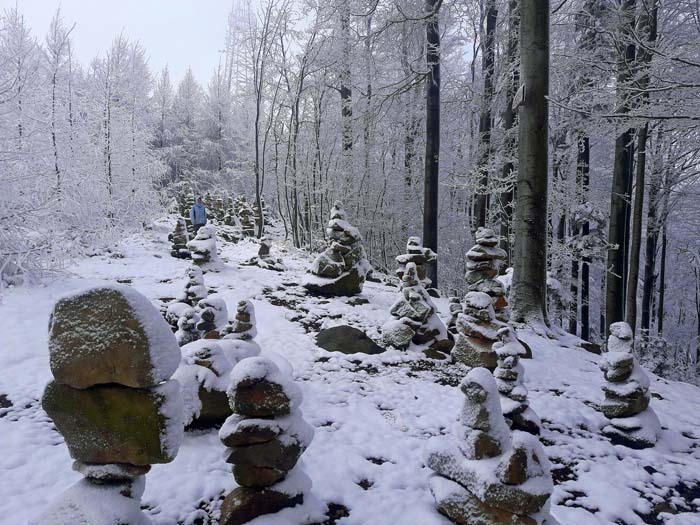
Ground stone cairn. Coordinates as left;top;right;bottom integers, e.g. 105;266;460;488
175;309;201;346
465;227;509;321
493;326;541;435
382;262;449;351
187;224;220;271
304;201;371;296
238;198;256;237
179;265;208;307
599;322;660;449
447;296;462;335
169;217;191;259
219;356;313;525
184;194;195;235
242;236;285;272
195;296;228;338
395;236;437;290
222;300;258;341
35;286;183;524
425;367;553;525
452;291;501;370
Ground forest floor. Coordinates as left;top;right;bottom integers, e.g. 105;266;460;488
1;217;700;525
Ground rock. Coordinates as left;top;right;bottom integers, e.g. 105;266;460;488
460;430;503;459
580;341;601;355
224;435;304;471
305;266;365;296
219;486;303;525
42;380;183;465
381;319;416;350
231;378;293;418
49;286;180;389
221;420;282;447
195;386;232;426
452;334;498;370
232;464;286;488
72;461;151;482
316;325;385;355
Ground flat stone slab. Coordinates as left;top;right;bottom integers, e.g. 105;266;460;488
316;325;385;355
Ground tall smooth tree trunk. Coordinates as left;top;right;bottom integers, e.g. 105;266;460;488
579;135;591;340
605;0;636;334
641;139;662;334
511;0;550;326
423;0;441;288
473;0;497;230
340;3;353;177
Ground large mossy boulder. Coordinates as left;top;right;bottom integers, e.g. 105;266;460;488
49;286;180;389
42;380;183;465
316;325;384;355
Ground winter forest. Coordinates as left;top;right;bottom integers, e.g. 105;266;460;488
2;0;700;524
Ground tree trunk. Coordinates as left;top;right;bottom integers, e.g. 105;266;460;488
579;135;591;340
641;137;662;334
423;0;441;288
511;0;550;326
340;3;353;175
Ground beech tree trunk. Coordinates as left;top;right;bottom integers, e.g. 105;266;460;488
511;0;550;326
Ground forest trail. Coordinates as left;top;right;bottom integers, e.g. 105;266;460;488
1;217;699;525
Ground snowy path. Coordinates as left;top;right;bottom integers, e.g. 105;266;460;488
1;217;699;525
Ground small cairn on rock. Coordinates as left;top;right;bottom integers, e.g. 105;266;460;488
169;217;191;259
219;356;314;525
395;236;437;290
599;322;660;449
466;227;509;321
175;309;201;346
425;367;553;525
194;296;228;338
242;236;285;271
382;262;448;351
179;265;208;307
187;224;221;271
304;201;371;296
451;291;501;370
35;285;183;524
493;326;541;435
220;300;262;356
238;198;256;237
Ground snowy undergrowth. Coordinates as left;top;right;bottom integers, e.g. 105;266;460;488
1;216;699;525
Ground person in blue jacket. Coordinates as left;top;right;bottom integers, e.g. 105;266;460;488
190;196;207;234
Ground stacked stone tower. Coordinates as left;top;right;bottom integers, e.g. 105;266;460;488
395;236;437;290
382;262;448;350
222;300;258;341
425;368;553;525
36;286;183;524
452;291;502;370
179;266;207;307
304;201;371;296
219;356;313;525
187;224;220;271
465;227;509;321
599;322;660;449
169;217;190;259
493;326;541;435
238;198;256;237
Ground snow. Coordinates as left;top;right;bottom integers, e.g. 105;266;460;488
229;356;302;412
3;217;700;524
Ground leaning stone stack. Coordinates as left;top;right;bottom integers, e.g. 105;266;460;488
35;286;183;524
219;356;313;525
425;368;553;525
304;201;371;296
452;291;502;371
187;224;221;271
466;227;509;321
169;217;191;259
395;236;437;290
599;322;660;449
493;326;541;435
382;262;448;350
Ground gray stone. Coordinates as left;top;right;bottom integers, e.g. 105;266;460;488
316;325;384;355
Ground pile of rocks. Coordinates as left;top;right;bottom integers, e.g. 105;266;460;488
238;198;256;237
169;217;191;259
465;227;509;321
35;286;183;524
241;237;285;272
187;224;221;271
222;300;258;341
493;326;541;435
304;202;371;296
179;266;207;307
451;291;502;370
175;308;200;346
425;368;553;525
382;262;449;351
195;296;228;338
599;322;660;449
395;236;437;290
219;356;313;525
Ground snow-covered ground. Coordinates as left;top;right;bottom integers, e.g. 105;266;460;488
1;217;699;525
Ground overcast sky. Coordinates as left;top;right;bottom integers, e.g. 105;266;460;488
2;0;234;84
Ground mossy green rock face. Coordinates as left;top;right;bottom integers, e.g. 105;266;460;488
49;286;180;389
42;380;183;465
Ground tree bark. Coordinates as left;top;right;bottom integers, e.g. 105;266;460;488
511;0;550;326
423;0;441;288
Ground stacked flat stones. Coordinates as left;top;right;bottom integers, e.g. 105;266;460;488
466;227;509;321
452;291;502;370
382;262;448;350
395;236;437;289
494;326;541;435
242;236;285;271
187;224;219;270
222;300;258;341
36;286;183;524
304;201;371;296
179;266;207;306
238;198;256;237
599;322;660;449
195;296;228;338
425;368;553;525
219;357;313;525
169;217;190;259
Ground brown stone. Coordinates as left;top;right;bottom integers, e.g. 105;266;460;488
452;335;498;371
497;447;528;485
196;387;232;425
233;464;286;488
221;422;281;447
219;486;303;525
231;379;292;418
224;436;303;471
461;430;503;459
